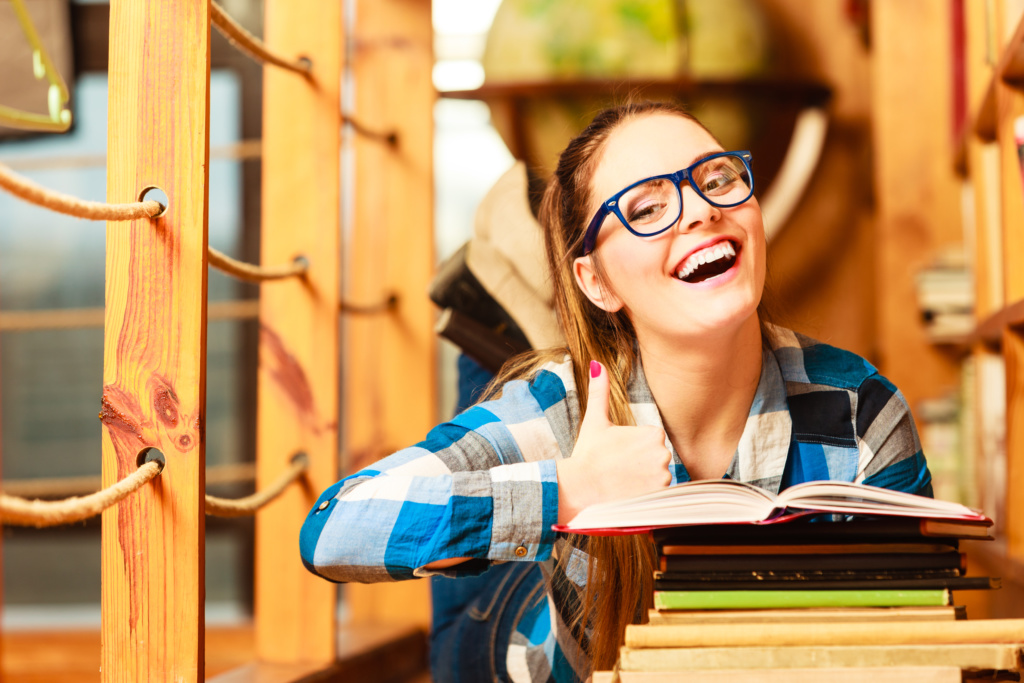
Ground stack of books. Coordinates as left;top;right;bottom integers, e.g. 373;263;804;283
650;516;995;614
554;480;1024;682
914;260;973;343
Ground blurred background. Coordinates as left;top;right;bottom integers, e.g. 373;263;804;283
2;0;1022;676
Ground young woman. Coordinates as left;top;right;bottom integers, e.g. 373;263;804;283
300;101;932;682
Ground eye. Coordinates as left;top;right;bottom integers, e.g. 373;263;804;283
621;178;675;226
626;197;668;223
699;168;739;194
694;157;750;197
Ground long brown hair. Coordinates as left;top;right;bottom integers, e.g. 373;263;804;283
485;101;719;673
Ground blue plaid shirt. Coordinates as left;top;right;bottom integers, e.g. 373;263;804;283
300;325;932;682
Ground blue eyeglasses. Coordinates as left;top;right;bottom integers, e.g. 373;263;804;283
581;150;754;255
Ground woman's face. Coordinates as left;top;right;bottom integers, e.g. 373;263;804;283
573;113;766;345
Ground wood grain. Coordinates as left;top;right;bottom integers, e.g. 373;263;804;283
254;0;341;665
869;0;961;410
1005;329;1024;556
619;643;1024;672
990;6;1024;560
996;88;1024;303
964;0;1002;319
101;0;210;680
343;0;436;627
1;623;427;683
593;668;961;683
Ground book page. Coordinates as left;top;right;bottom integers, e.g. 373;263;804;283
563;479;776;530
777;481;984;519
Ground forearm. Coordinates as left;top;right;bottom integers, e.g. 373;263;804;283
301;459;561;582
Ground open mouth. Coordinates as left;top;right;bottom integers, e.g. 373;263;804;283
674;240;740;284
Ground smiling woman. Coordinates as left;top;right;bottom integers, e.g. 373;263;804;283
299;101;934;683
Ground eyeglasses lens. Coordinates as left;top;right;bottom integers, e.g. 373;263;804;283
619;155;751;236
619;178;679;234
692;155;751;203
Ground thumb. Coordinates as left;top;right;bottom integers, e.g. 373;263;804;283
579;360;612;436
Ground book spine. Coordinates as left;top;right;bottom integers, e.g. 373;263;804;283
659;543;956;556
618;644;1020;673
653;577;997;592
624;618;1024;649
660;552;964;573
655;568;963;582
651;519;989;546
646;606;962;626
652;588;951;610
606;666;962;683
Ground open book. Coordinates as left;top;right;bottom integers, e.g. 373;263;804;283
553;480;989;535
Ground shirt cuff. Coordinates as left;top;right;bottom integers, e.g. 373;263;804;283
487;459;560;562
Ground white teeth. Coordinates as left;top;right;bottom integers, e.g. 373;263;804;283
675;241;736;281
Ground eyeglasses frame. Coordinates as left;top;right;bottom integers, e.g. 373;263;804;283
581;150;755;255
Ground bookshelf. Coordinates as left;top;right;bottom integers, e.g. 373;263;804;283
958;0;1024;616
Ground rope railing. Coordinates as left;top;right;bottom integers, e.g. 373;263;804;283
0;161;162;221
205;452;308;518
341;113;399;147
208;248;309;282
2;453;307;526
340;293;399;315
4;461;257;500
0;460;163;528
0;300;260;333
210;1;313;78
0;294;396;334
0;161;311;282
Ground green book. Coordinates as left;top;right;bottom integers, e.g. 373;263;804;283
654;588;950;611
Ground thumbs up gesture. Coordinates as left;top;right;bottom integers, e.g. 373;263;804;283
556;361;673;525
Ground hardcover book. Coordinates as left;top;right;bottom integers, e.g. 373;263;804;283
652;588;952;611
553;479;988;534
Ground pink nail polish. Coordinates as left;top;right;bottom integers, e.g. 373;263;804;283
590;360;601;378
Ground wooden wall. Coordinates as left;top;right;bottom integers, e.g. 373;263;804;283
760;0;962;413
757;0;878;360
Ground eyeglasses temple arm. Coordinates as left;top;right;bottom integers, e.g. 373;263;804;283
581;207;607;255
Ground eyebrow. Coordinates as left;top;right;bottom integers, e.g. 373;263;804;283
620;149;724;189
595;148;728;214
686;149;725;168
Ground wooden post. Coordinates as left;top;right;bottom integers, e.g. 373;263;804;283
344;0;436;626
101;0;210;680
994;2;1024;557
253;0;341;667
869;1;961;409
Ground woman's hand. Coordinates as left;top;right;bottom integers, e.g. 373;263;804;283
556;360;672;524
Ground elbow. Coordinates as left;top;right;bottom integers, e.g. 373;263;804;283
299;483;343;579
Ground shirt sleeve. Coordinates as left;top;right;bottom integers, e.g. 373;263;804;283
299;371;568;583
854;373;934;497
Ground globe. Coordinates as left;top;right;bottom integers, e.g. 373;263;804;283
481;0;777;178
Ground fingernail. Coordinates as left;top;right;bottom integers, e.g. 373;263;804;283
590;360;601;378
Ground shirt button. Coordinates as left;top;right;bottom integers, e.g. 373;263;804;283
318;500;330;511
515;545;528;557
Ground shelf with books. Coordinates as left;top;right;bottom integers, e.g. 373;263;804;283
958;5;1024;600
972;298;1024;347
970;3;1024;140
1000;5;1024;83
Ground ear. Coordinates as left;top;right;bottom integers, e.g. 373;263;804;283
573;254;623;313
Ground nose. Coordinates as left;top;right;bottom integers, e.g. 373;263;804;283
676;182;721;233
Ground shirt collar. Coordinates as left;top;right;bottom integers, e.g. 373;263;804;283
626;344;793;495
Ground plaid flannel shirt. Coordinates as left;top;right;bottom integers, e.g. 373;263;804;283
300;325;933;682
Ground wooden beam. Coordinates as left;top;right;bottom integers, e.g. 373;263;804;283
71;2;270;75
100;0;211;680
253;0;341;666
869;0;961;409
1004;329;1024;557
343;0;436;627
996;5;1024;561
996;94;1024;304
